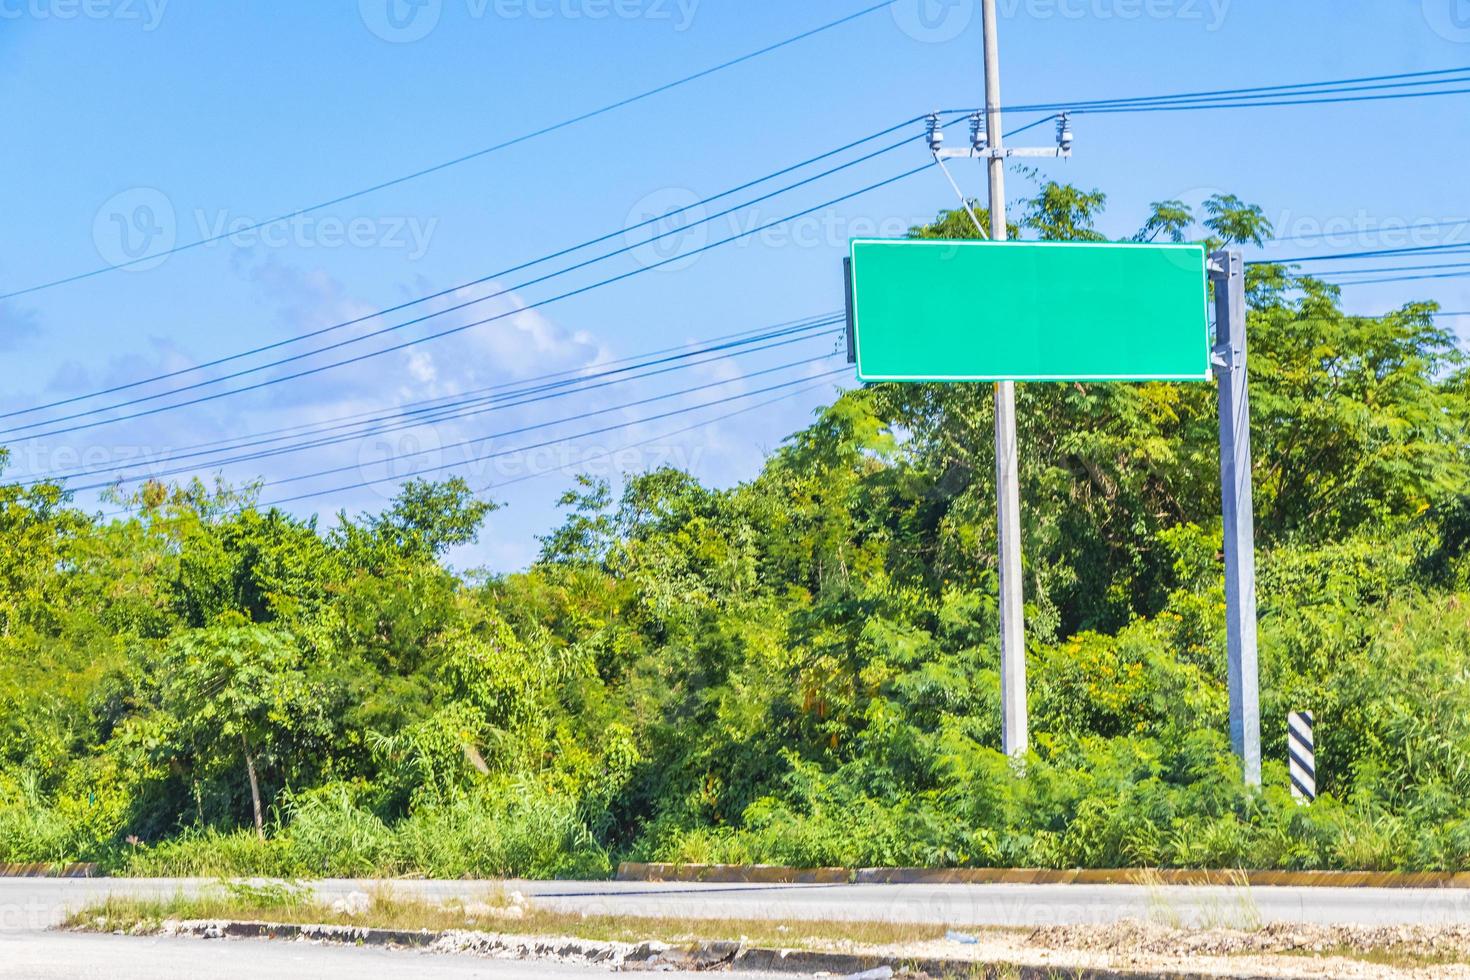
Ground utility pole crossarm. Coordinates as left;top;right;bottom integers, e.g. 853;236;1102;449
935;146;1071;160
929;110;1074;161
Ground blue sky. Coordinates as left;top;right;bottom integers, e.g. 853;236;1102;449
1;1;1467;572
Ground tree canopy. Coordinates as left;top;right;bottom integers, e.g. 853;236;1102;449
2;183;1467;876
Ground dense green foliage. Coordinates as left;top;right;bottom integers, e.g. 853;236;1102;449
2;186;1467;876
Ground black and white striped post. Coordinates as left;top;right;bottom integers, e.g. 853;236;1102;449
1288;711;1317;802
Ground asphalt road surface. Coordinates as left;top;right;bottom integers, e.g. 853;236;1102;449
6;876;1470;977
0;930;790;979
4;876;1470;933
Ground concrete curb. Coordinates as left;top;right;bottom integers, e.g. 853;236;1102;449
617;861;1470;889
156;919;1260;979
615;863;856;885
0;862;98;878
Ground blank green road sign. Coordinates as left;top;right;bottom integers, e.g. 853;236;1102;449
848;239;1211;382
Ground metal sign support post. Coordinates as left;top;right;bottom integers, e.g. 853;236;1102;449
1209;250;1261;787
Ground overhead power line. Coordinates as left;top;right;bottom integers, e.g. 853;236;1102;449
102;371;848;524
1270;217;1469;244
260;367;849;510
1018;65;1470;113
6;162;932;444
1300;260;1470;278
11;61;1468;494
1322;269;1470;287
1350;310;1470;319
68;313;841;465
0;125;927;432
44;322;841;489
0;0;900;301
1251;241;1470;265
13;68;1470;428
935;65;1470;117
0;116;932;424
96;352;840;497
483;376;840;494
11;62;1466;313
1067;85;1470;117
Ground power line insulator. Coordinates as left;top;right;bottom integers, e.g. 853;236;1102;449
1056;112;1074;153
970;112;988;151
926;113;944;153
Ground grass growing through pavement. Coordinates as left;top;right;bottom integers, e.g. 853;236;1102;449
65;881;964;951
69;882;1470;972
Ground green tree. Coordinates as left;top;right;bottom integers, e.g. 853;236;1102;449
156;625;316;839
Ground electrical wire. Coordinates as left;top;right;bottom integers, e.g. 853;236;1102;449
1352;310;1470;319
934;66;1470;117
11;61;1469;307
1251;241;1470;265
57;312;841;465
29;320;839;487
0;0;900;301
1271;217;1470;244
16;61;1470;516
1066;85;1470;117
481;376;841;493
259;367;849;510
100;369;849;524
7;162;932;443
13;68;1470;424
1300;260;1470;278
1054;73;1470;113
0;116;931;424
46;325;841;490
1319;269;1470;287
0;131;925;437
148;352;840;498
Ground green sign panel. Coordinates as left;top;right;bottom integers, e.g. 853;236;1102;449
847;239;1211;383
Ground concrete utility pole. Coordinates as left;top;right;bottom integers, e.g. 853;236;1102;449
981;0;1028;760
1209;250;1261;786
927;6;1068;762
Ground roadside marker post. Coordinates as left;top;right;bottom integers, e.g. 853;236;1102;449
844;240;1264;787
1288;712;1317;802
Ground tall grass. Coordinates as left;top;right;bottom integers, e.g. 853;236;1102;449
125;779;608;879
